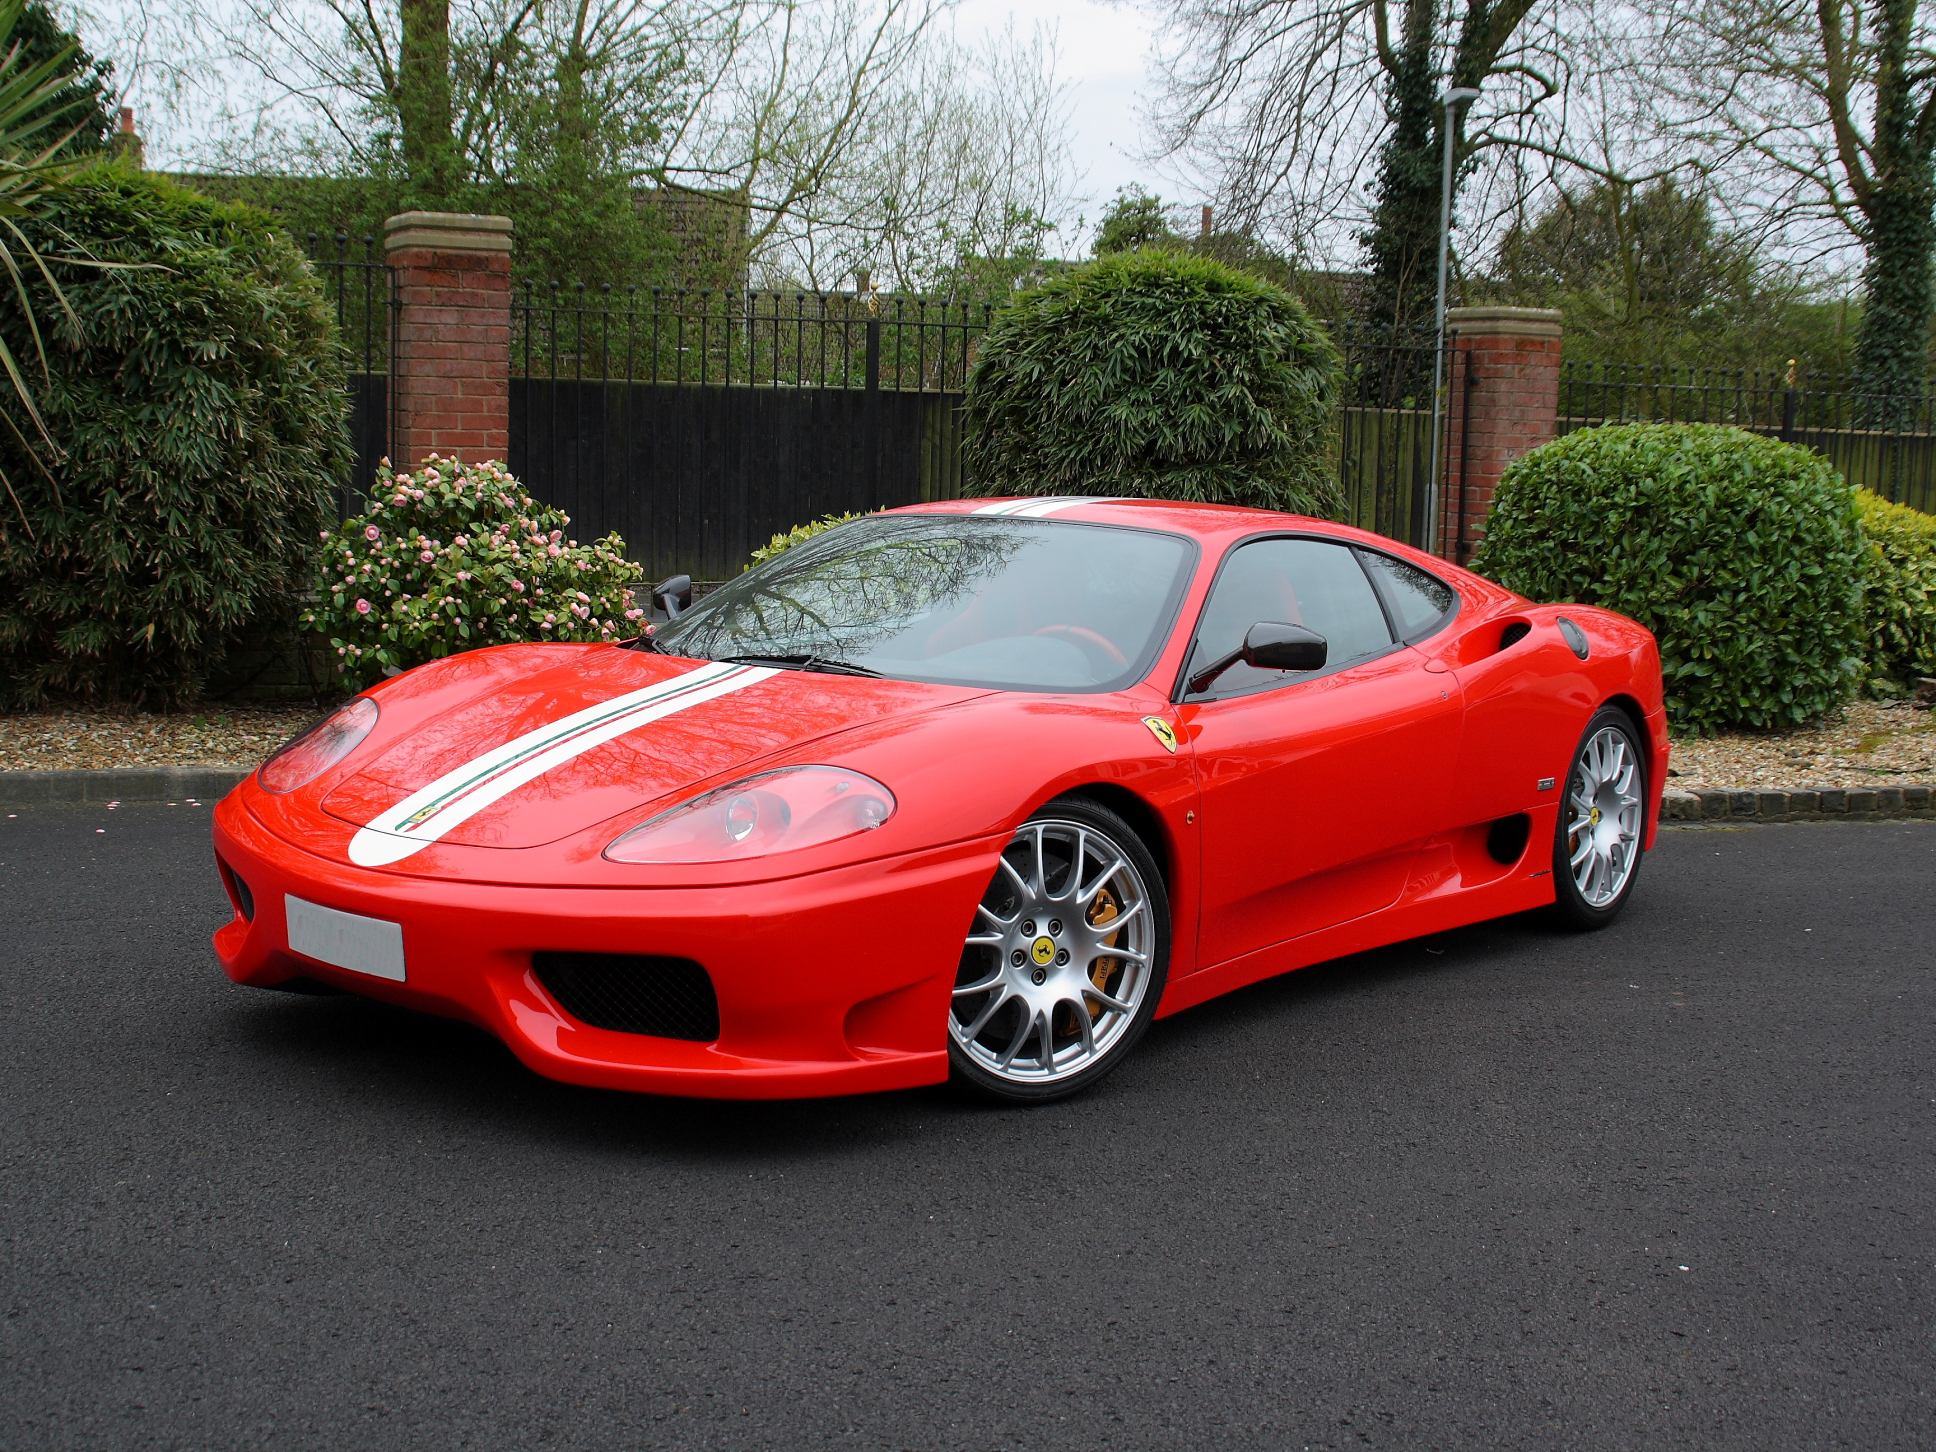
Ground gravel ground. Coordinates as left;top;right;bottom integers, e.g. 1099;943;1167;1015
1;695;1932;790
0;704;326;771
1669;697;1936;790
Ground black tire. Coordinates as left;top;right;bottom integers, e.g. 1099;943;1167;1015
947;797;1170;1104
1550;706;1649;931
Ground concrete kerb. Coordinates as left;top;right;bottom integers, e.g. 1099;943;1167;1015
0;767;251;804
1660;785;1935;823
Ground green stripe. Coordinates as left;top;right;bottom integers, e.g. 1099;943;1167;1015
392;665;745;834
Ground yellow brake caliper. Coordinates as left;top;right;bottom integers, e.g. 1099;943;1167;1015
1086;887;1122;1021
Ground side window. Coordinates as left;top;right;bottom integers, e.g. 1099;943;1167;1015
1358;550;1455;639
1188;538;1394;696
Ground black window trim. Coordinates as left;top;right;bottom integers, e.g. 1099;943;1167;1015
1170;530;1462;704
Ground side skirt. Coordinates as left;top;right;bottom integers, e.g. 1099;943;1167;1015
1155;805;1562;1019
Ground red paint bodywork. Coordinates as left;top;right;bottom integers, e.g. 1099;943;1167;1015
211;500;1668;1098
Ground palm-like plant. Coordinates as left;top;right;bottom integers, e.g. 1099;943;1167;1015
0;0;112;526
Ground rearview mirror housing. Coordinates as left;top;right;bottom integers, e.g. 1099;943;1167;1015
653;573;694;621
1242;621;1327;673
1187;620;1329;695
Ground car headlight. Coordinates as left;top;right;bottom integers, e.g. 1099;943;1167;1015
257;696;380;794
604;765;896;864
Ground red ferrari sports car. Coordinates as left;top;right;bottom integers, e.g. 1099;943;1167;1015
212;498;1666;1103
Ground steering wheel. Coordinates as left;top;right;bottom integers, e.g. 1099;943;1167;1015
1031;624;1129;672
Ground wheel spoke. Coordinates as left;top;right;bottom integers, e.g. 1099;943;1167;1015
1030;825;1047;899
1076;858;1125;907
1055;831;1087;906
996;855;1030;898
994;1006;1035;1069
964;987;1013;1040
1569;833;1594;869
953;971;1003;998
1083;984;1133;1015
1068;997;1096;1056
976;901;1017;928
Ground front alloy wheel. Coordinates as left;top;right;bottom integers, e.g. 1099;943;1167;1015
948;799;1170;1102
1552;707;1648;929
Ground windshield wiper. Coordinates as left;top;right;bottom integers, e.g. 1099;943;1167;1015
714;652;885;678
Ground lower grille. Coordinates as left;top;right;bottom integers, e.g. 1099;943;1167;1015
217;855;255;921
531;952;720;1041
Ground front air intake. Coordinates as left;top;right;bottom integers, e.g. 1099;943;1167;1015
531;952;720;1041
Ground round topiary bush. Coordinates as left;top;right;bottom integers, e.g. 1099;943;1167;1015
1472;423;1866;734
1855;489;1936;694
961;249;1343;515
307;457;646;691
0;167;350;707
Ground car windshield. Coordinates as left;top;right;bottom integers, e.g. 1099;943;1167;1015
651;514;1197;692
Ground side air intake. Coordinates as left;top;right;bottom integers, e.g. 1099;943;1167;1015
531;952;721;1041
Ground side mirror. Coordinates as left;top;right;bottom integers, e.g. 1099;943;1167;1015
1188;620;1328;695
652;573;693;621
1242;621;1327;673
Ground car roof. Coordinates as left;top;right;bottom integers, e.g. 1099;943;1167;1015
893;496;1424;558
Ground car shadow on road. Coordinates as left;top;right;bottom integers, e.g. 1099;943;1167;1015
213;904;1581;1164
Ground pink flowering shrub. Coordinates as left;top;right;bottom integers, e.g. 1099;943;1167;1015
306;456;645;689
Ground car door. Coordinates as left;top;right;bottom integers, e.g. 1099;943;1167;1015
1180;537;1464;970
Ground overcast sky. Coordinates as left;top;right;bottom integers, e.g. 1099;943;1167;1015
951;0;1174;246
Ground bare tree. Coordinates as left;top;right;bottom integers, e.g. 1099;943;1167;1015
745;18;1079;293
1145;0;1684;330
1645;0;1936;396
80;0;1073;289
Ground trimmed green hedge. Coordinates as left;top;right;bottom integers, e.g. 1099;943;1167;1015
0;168;349;707
1472;423;1866;733
961;249;1343;516
1856;489;1936;693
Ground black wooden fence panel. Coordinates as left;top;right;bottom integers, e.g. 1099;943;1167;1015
510;379;963;579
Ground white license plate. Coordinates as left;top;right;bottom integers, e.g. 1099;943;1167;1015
284;895;407;982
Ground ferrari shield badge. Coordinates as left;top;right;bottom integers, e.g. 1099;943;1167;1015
1142;716;1178;753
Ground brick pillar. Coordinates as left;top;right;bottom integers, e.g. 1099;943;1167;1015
384;211;514;469
1439;305;1563;565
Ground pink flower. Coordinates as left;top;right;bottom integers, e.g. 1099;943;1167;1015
456;571;471;582
547;544;562;558
365;526;381;541
510;580;524;593
355;599;372;615
550;530;563;543
420;550;435;563
319;530;330;540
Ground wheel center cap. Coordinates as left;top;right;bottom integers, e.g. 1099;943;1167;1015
1030;936;1056;966
1589;806;1602;826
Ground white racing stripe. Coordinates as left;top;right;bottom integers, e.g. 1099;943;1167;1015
970;496;1116;518
347;660;777;867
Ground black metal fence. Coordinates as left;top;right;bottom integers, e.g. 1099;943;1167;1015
509;288;984;577
505;289;1447;574
303;233;392;511
1559;363;1936;514
295;232;1448;567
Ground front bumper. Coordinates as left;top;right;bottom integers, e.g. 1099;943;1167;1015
212;790;1005;1099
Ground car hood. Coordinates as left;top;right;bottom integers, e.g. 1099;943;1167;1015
323;649;988;860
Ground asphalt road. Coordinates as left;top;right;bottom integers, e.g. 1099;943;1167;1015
2;803;1931;1451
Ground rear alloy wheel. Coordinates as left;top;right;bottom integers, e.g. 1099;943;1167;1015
948;799;1169;1103
1552;707;1648;929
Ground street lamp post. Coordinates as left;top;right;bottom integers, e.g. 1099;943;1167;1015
1426;85;1482;558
